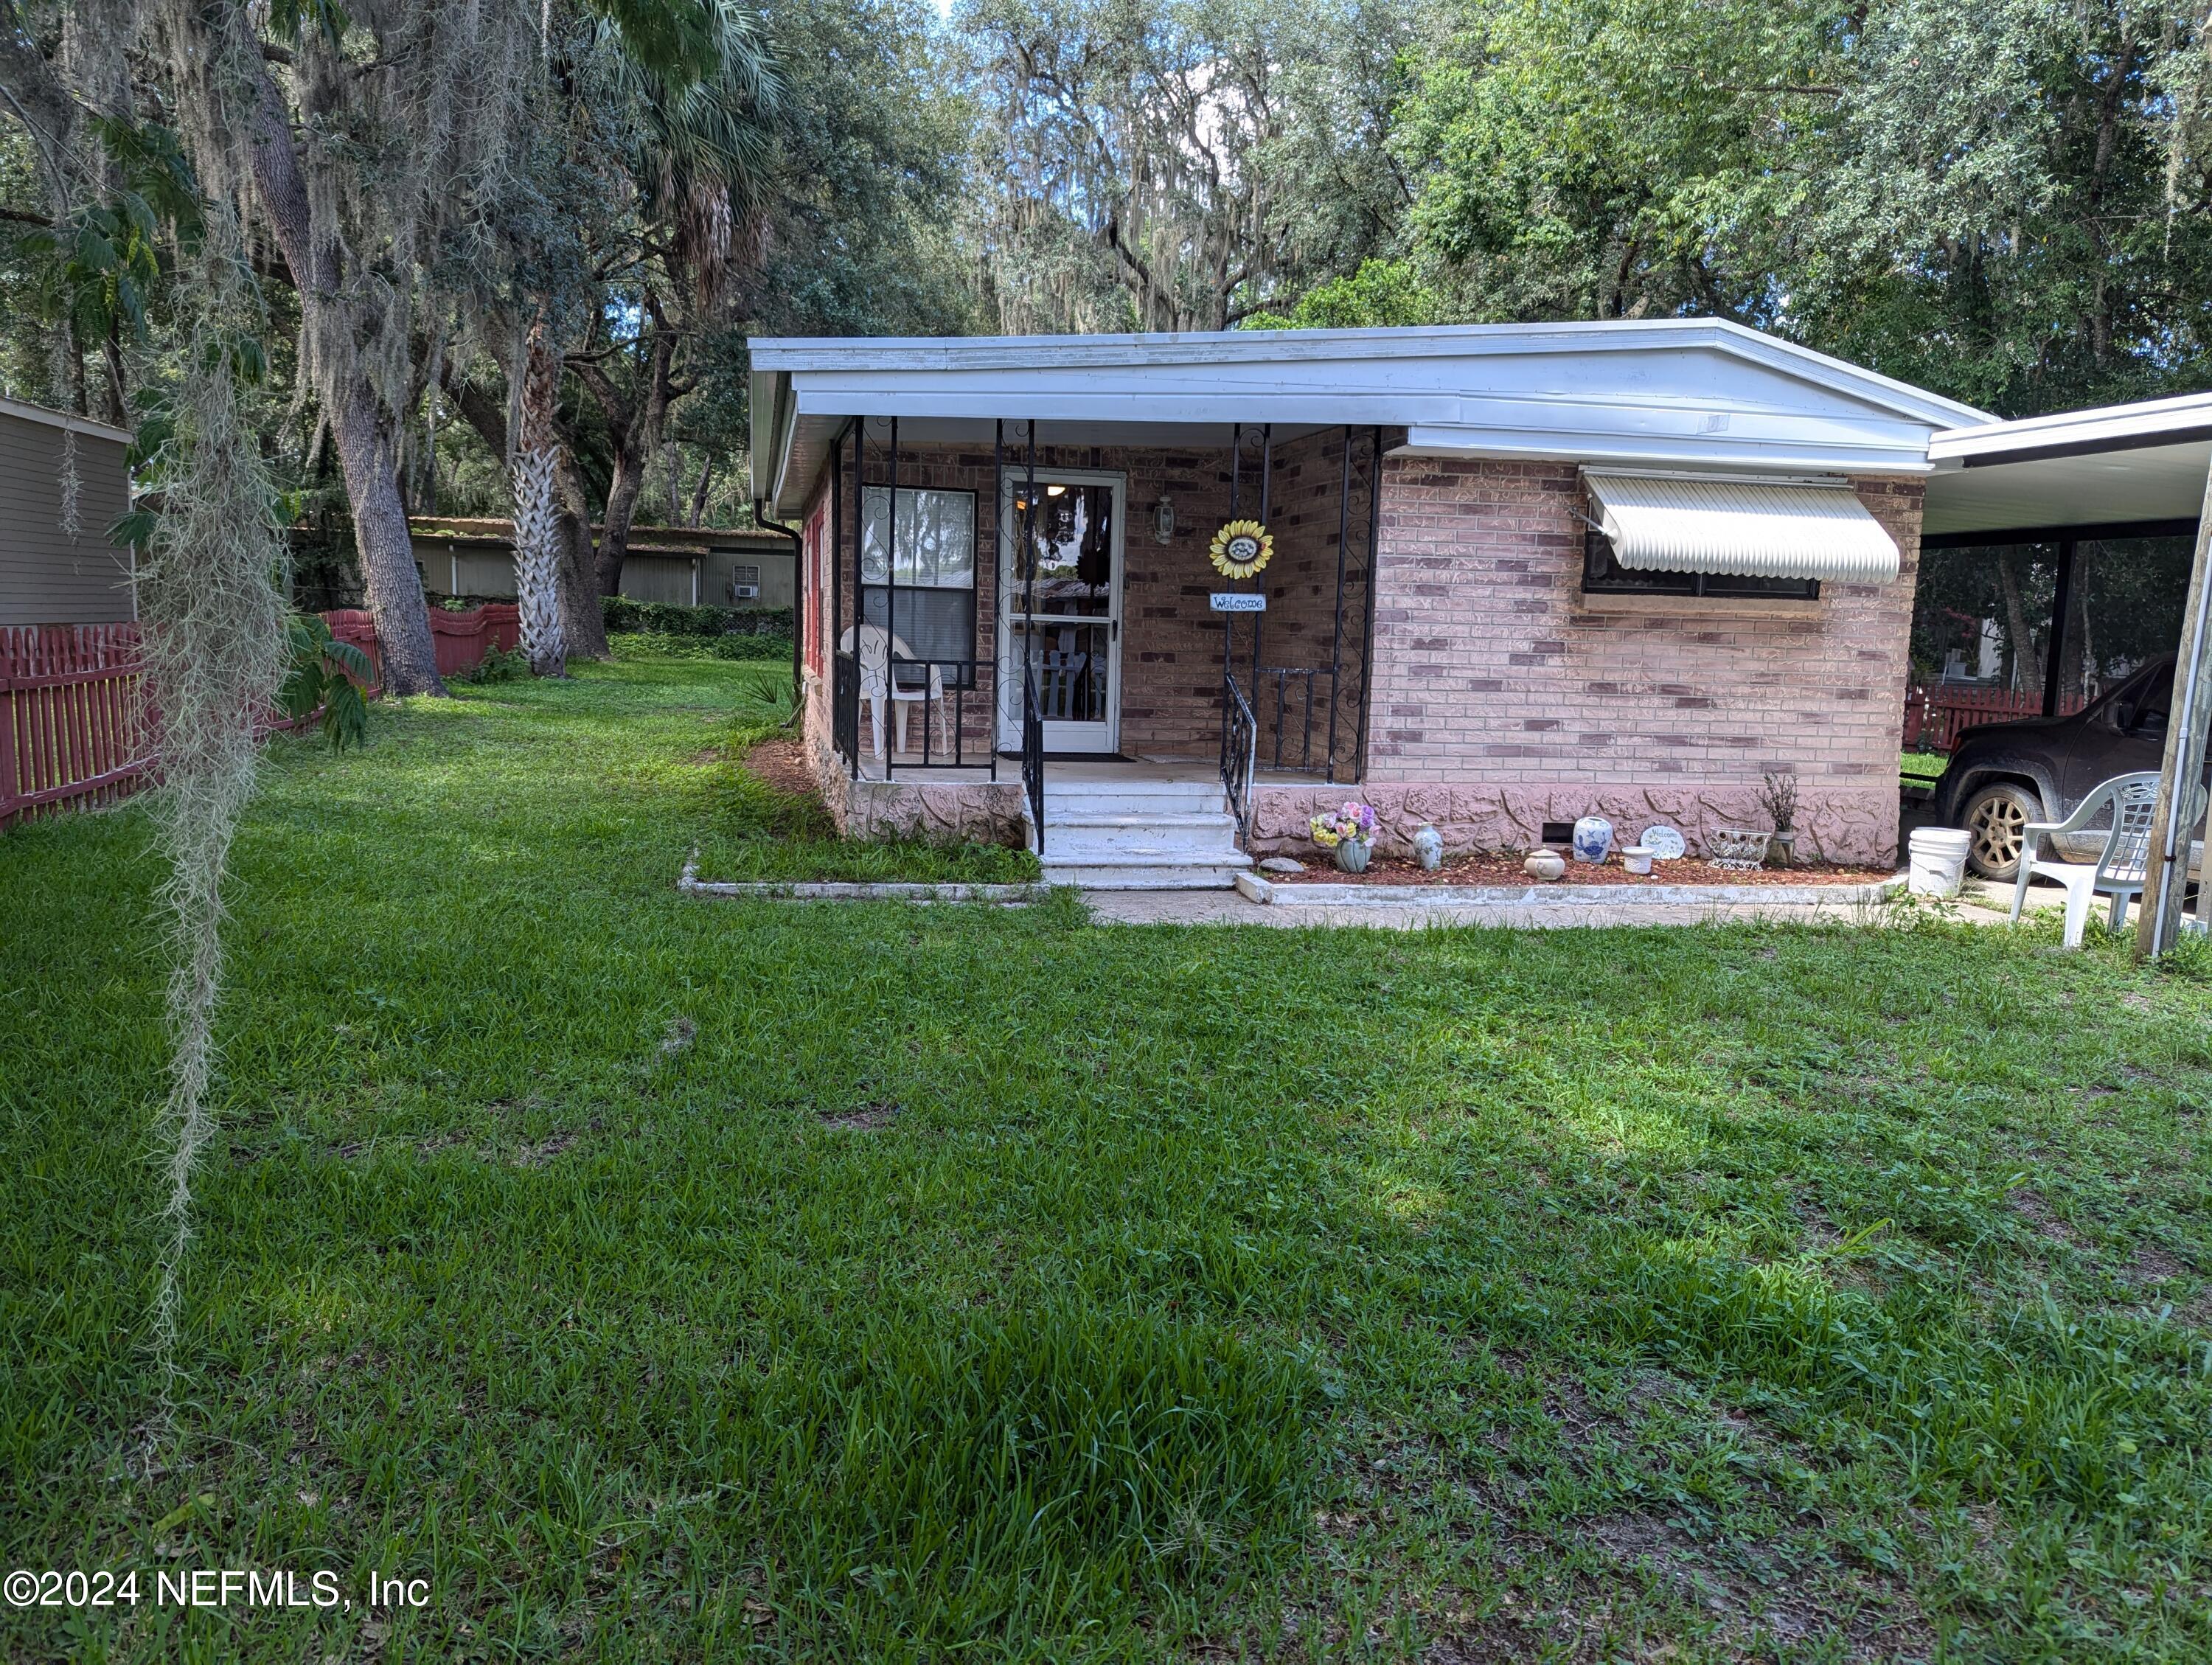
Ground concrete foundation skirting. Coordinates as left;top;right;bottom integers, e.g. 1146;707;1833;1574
1234;872;1907;907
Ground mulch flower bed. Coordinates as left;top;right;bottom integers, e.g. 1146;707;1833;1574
1268;852;1891;887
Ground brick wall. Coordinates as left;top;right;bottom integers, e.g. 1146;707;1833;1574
1251;457;1924;865
793;440;1922;868
799;437;1371;762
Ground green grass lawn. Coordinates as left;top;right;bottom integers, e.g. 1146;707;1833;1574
1901;751;1950;785
5;656;2211;1662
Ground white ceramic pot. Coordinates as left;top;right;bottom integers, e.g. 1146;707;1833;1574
1524;848;1566;882
1907;827;1973;898
1571;815;1614;863
1621;845;1654;875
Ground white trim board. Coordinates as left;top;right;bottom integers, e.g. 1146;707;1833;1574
751;321;1992;519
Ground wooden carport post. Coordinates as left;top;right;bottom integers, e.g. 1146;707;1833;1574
2136;457;2212;958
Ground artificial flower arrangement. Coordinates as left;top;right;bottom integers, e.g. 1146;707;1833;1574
1309;801;1377;848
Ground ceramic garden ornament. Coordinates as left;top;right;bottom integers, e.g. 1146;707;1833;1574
1571;815;1614;863
1411;824;1444;871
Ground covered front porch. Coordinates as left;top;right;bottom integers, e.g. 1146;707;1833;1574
793;411;1388;869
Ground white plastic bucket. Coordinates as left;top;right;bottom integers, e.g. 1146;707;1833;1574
1907;827;1973;899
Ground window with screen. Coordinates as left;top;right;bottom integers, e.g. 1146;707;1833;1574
862;486;977;687
1582;529;1819;600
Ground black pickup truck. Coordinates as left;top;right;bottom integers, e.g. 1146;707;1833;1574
1932;655;2200;880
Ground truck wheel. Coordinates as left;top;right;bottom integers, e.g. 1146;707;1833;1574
1961;781;2037;880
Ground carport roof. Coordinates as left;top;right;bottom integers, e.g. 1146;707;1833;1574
1925;392;2212;539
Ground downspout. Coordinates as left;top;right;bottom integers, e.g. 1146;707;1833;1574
754;497;805;710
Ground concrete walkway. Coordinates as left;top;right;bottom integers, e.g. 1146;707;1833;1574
1084;877;2105;931
1085;889;1905;928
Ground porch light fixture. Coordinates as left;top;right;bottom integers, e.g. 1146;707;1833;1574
1151;495;1175;543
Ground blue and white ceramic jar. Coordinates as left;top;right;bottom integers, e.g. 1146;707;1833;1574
1571;815;1614;864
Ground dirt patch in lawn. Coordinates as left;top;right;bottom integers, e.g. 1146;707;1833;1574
818;1100;902;1131
1271;853;1890;887
742;736;822;804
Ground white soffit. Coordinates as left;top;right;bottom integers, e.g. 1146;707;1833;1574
1584;470;1902;584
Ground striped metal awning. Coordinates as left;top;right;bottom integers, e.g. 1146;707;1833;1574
1582;470;1901;584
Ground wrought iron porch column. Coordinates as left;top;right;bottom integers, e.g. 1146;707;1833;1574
847;418;863;779
992;419;1002;751
1327;424;1352;784
1255;423;1272;686
828;419;845;757
886;417;899;779
1353;425;1382;784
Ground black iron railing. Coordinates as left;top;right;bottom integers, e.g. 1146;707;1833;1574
880;656;997;777
1021;668;1046;855
832;651;860;772
834;654;998;778
1220;670;1257;846
1256;665;1343;779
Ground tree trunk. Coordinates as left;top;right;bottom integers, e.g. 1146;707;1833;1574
554;456;611;657
687;456;714;526
596;448;650;598
1995;554;2042;694
237;37;445;695
445;364;608;660
574;303;682;605
327;375;446;695
513;319;568;678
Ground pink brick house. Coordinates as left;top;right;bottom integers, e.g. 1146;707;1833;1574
747;323;1986;885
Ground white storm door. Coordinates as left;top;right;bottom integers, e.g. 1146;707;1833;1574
998;470;1125;754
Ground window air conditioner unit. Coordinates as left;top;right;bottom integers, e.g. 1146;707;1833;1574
733;584;759;599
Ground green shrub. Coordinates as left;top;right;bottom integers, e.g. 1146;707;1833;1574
709;633;792;661
456;642;530;684
599;595;792;638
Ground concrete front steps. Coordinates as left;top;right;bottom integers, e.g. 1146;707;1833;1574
1029;777;1252;889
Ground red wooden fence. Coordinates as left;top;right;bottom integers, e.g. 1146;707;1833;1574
0;623;148;825
429;602;520;677
2;604;514;829
1902;683;2087;753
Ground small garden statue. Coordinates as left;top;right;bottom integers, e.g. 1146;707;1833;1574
1759;771;1800;867
1412;824;1444;870
1310;801;1379;873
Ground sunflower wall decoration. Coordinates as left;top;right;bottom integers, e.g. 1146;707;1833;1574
1208;518;1273;580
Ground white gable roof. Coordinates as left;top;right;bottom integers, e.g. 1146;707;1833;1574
748;320;1989;518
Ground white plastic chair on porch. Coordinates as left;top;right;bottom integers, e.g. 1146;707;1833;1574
2008;771;2206;948
839;624;950;760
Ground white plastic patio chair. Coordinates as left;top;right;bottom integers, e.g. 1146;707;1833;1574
2008;771;2205;948
839;624;950;760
